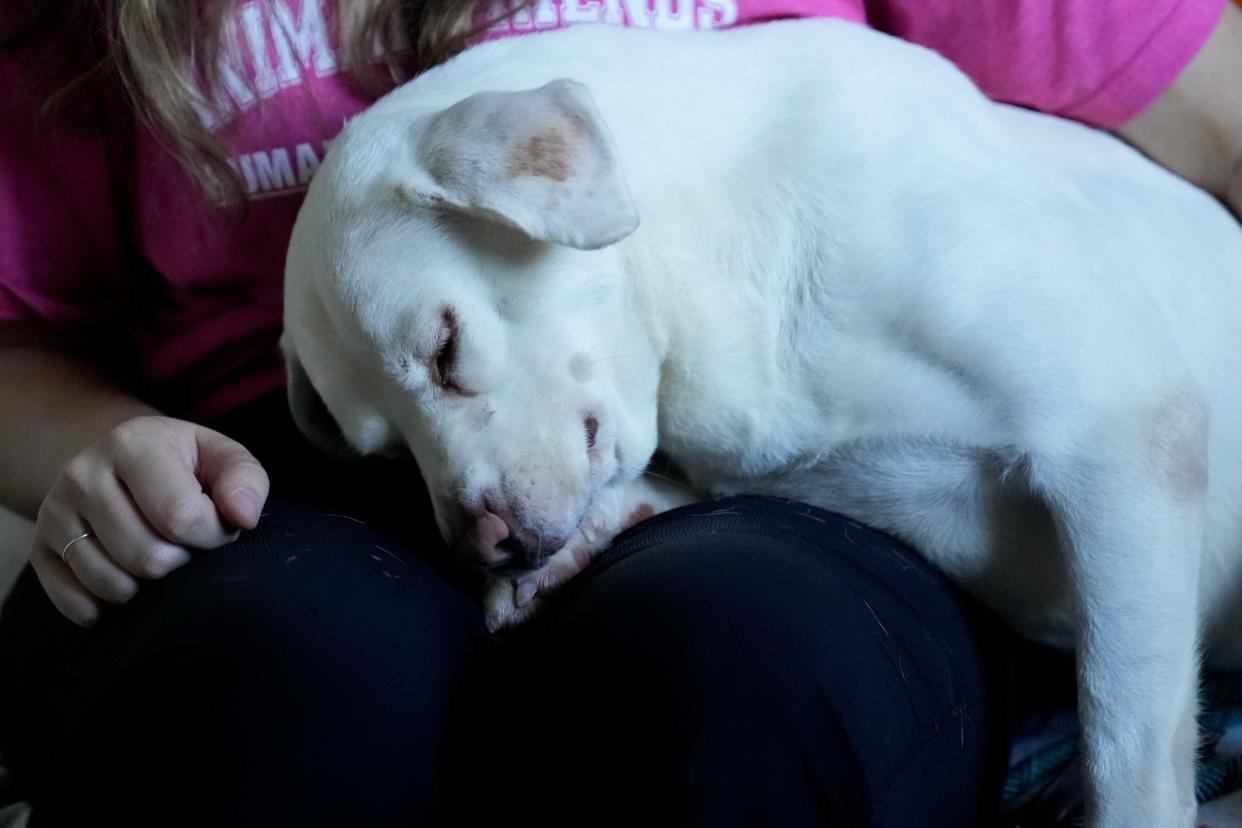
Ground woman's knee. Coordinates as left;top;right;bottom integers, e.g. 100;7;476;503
11;496;490;825
112;494;487;681
469;496;1011;827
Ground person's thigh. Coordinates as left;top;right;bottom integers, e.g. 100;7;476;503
0;494;489;827
456;496;1013;828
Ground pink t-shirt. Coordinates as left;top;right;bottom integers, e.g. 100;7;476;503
0;0;1226;422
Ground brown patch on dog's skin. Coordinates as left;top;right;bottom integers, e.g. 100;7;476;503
570;547;592;570
623;504;656;530
1144;392;1209;501
529;545;594;596
506;130;572;182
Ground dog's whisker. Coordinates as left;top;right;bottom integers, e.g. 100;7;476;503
589;353;647;366
640;468;682;486
585;334;609;358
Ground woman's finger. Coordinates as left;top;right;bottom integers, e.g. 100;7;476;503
69;471;193;580
29;542;102;627
109;423;236;549
194;426;270;530
57;530;139;605
36;498;140;605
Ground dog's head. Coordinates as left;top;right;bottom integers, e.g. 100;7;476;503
284;79;662;571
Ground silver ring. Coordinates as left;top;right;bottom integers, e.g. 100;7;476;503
60;531;94;565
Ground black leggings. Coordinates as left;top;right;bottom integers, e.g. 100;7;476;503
0;396;1017;827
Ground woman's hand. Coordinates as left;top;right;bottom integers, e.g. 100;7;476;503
30;415;270;626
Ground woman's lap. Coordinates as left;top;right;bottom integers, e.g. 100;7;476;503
0;453;1015;826
458;497;1013;827
0;494;490;825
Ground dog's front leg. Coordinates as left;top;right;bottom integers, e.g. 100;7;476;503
1030;396;1207;828
482;474;696;631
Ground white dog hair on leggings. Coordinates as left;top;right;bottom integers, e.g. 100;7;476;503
281;20;1242;827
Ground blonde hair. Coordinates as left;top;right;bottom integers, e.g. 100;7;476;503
4;0;529;203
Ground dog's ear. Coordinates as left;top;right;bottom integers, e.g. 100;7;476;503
283;342;352;459
398;79;639;251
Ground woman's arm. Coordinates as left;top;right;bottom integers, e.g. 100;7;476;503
868;0;1241;216
1116;2;1242;218
0;330;159;518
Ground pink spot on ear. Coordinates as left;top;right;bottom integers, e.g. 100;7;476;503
505;130;572;182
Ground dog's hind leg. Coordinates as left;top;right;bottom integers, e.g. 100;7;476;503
1028;391;1207;828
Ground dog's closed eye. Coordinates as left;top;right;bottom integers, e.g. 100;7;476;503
430;307;471;395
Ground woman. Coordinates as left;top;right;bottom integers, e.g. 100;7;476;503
0;0;1238;824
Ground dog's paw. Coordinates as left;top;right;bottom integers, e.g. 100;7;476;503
482;473;697;631
482;544;594;632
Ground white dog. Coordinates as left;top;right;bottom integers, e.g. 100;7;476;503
281;19;1242;827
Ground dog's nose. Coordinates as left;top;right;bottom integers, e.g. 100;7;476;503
465;509;554;568
463;507;562;570
467;510;516;568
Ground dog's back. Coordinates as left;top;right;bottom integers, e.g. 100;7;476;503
352;21;1242;655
